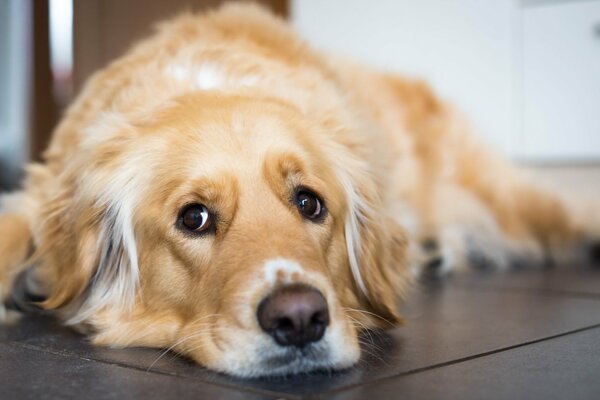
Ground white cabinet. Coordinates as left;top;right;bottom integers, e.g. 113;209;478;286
519;0;600;161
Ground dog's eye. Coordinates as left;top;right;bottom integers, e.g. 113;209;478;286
179;204;213;233
295;190;324;220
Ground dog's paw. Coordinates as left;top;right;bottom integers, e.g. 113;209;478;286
0;281;26;325
0;285;6;323
0;287;16;324
411;238;459;280
0;306;22;325
411;230;514;280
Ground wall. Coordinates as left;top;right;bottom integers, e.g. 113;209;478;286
291;0;600;162
292;0;517;156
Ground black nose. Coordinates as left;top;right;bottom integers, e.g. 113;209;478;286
257;284;330;348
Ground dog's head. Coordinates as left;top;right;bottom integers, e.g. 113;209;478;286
38;92;408;377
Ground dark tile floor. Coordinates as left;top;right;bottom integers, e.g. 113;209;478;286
2;263;600;400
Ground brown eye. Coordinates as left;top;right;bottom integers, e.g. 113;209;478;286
296;190;325;220
179;204;213;233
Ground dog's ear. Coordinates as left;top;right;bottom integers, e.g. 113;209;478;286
38;181;139;325
37;115;143;325
343;175;410;328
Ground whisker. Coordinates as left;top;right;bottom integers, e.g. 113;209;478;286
343;312;376;346
356;337;384;354
146;314;221;371
341;307;395;327
355;334;388;363
147;331;205;371
356;340;383;355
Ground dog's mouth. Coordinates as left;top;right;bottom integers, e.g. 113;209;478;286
263;342;327;367
258;341;337;376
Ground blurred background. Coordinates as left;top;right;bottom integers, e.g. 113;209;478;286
0;0;599;191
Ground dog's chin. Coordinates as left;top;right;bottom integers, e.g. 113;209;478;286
197;331;361;378
255;342;356;378
227;348;359;379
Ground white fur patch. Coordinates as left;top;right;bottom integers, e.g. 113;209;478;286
194;63;226;90
164;62;259;91
164;64;187;82
263;258;304;286
337;173;370;297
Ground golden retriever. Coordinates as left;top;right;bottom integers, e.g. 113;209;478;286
0;4;597;377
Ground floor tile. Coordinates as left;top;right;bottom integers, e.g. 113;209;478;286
3;280;600;398
329;326;600;400
0;342;274;400
451;264;600;297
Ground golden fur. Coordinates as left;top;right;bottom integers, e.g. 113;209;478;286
0;4;597;376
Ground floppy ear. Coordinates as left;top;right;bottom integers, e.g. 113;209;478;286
36;199;98;315
37;114;144;325
342;174;410;328
38;182;140;325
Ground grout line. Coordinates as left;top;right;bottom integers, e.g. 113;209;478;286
323;323;600;396
7;340;292;400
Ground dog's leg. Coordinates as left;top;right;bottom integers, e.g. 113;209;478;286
381;74;597;275
450;125;599;268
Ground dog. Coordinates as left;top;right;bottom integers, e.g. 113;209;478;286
1;4;598;377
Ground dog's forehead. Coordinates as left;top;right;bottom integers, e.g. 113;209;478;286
144;100;315;178
150;96;300;145
121;93;341;211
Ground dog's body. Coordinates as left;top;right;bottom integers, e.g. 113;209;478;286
0;4;597;377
